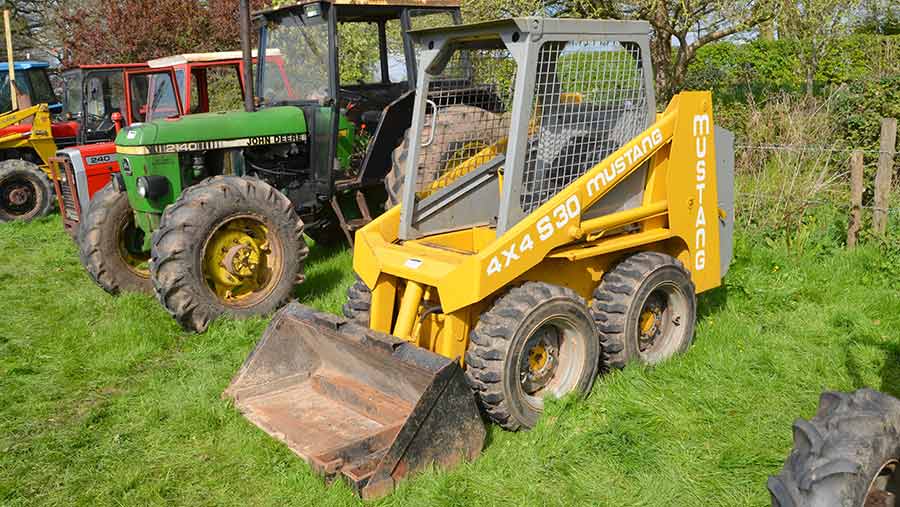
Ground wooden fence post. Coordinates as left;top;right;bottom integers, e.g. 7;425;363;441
873;118;898;235
847;150;864;247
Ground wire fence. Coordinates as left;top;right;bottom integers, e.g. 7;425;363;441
731;140;900;232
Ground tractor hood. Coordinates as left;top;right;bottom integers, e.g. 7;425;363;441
116;106;307;152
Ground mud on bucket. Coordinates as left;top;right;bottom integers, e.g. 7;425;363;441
223;303;486;499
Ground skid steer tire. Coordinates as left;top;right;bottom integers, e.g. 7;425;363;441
0;159;54;222
342;278;371;325
78;183;152;295
768;389;900;507
590;251;696;368
150;176;307;333
465;282;601;431
385;105;502;207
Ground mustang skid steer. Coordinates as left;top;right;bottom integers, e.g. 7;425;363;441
225;18;735;498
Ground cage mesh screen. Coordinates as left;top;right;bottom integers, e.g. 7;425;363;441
410;47;515;196
520;40;649;213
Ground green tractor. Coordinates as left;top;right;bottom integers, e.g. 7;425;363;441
80;0;506;332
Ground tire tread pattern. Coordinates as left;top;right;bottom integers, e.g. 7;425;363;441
150;176;307;332
589;251;694;370
768;388;900;507
465;281;589;431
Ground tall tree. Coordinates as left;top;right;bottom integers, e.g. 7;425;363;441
0;0;62;60
780;0;861;96
57;0;267;67
557;0;779;100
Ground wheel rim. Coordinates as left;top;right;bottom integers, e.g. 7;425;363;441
116;212;150;278
441;140;490;172
517;315;587;410
635;281;690;362
866;459;899;506
0;176;39;217
201;215;283;308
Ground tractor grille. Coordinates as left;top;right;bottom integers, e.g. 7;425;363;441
54;156;80;222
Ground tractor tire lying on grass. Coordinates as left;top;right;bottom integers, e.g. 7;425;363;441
385;105;504;207
150;176;308;333
78;182;152;294
465;281;601;431
0;159;54;222
590;251;696;368
768;389;900;507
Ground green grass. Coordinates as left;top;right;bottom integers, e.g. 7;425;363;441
2;215;899;506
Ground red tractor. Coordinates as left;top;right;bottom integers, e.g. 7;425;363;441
0;62;144;222
52;51;281;236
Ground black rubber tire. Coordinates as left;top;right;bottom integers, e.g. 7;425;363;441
150;176;307;333
384;105;502;207
768;389;900;507
465;281;601;431
77;182;152;295
0;159;54;222
590;251;696;368
342;278;371;326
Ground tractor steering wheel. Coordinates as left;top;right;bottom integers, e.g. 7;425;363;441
86;113;115;133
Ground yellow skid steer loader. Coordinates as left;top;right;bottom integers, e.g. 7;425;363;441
225;17;734;499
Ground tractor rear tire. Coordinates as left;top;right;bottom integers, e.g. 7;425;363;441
342;278;371;325
768;389;900;507
385;106;503;207
150;176;307;333
0;159;54;222
465;282;601;431
590;251;696;368
78;182;152;295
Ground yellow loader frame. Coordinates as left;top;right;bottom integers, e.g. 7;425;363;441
354;91;725;364
0;103;57;177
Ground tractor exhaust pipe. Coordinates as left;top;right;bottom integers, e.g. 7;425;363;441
3;10;17;111
239;0;254;112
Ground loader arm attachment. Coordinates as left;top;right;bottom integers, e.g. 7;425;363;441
0;103;57;172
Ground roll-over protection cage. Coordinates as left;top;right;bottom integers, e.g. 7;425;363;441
398;18;656;240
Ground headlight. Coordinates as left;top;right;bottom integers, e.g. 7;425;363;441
136;176;169;200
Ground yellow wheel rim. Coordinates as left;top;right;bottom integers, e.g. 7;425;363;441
528;343;549;372
202;215;282;307
639;309;657;335
117;213;150;278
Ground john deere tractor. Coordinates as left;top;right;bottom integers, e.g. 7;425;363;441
80;0;504;331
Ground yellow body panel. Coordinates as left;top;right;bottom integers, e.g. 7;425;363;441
0;104;59;178
354;91;724;361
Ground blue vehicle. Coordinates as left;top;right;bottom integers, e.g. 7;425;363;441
0;61;62;114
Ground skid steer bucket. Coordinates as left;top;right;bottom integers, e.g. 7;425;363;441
224;303;486;499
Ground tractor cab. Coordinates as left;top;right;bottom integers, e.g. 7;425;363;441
253;0;461;182
61;64;149;145
53;52;278;236
0;61;62;114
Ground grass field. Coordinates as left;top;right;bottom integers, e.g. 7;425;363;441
2;215;899;506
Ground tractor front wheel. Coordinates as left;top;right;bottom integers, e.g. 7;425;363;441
78;182;152;294
150;176;307;333
0;159;54;222
465;282;601;430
